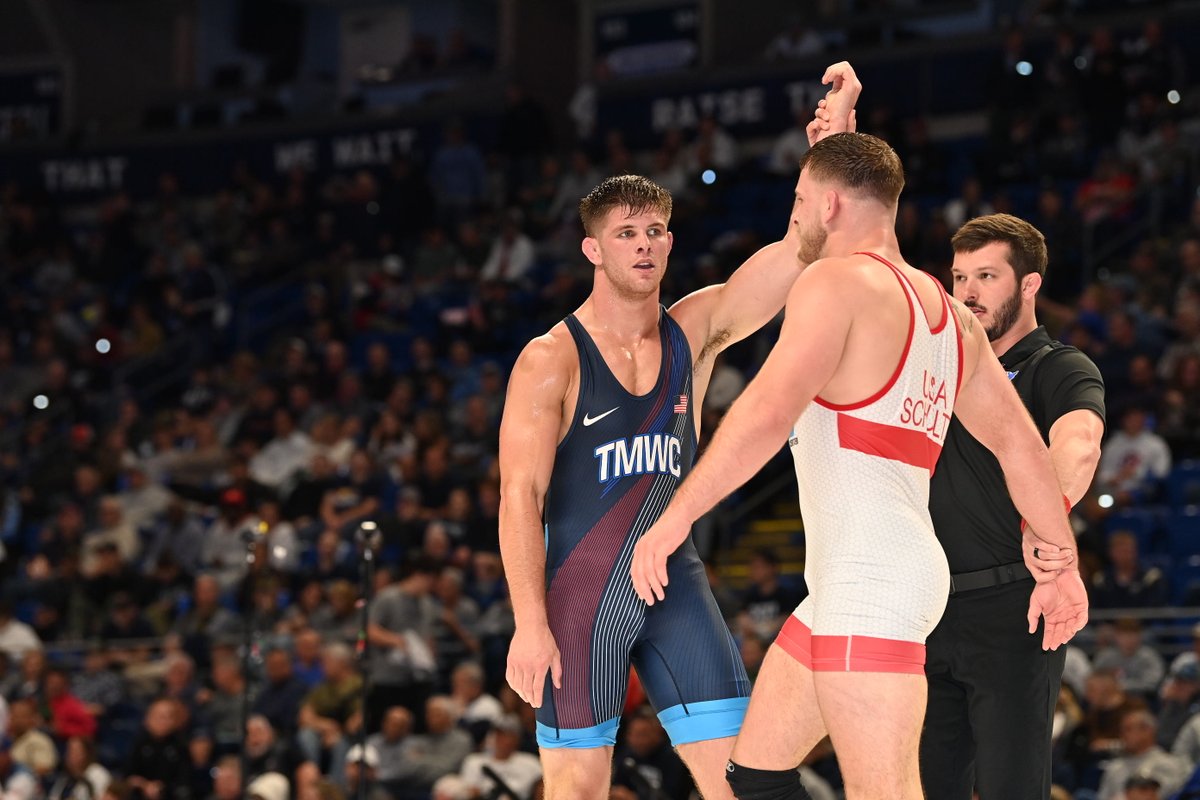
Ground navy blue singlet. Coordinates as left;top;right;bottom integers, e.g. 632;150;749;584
536;308;750;749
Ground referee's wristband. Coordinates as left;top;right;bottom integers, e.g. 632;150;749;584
1020;494;1072;533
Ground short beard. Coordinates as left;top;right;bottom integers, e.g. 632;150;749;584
798;225;827;264
982;283;1023;341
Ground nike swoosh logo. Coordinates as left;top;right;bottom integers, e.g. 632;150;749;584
582;407;619;426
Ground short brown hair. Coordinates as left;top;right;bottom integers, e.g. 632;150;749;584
797;132;905;206
951;213;1048;281
578;175;672;237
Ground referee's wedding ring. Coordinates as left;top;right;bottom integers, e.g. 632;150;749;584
1033;547;1040;559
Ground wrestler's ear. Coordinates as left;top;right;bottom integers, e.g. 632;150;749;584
582;236;602;267
822;189;839;225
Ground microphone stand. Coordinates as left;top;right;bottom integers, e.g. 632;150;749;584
354;520;380;800
239;520;266;790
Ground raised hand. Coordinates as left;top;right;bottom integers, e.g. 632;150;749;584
807;61;862;146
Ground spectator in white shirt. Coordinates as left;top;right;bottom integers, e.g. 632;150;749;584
459;715;542;800
1098;406;1172;504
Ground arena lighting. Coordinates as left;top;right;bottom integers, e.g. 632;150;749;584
366;201;380;215
701;169;717;185
95;338;111;354
33;395;49;410
1016;61;1033;76
1098;494;1115;509
1168;89;1182;105
1074;56;1087;70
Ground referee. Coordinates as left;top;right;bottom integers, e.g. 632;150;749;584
920;214;1106;800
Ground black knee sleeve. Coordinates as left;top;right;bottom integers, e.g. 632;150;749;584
725;761;813;800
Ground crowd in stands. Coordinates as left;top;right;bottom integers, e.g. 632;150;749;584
0;12;1198;800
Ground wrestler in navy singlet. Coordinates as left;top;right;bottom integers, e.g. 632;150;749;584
537;308;750;749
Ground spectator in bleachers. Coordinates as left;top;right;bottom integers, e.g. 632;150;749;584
242;716;305;785
172;575;241;662
206;755;242;800
480;210;536;287
736;547;805;641
1097;708;1189;800
47;735;112;800
250;408;312;491
201;489;260;592
252;648;307;738
432;571;481;682
611;707;694;800
43;666;96;740
1093;618;1166;700
290;629;324;689
390;695;472;796
198;653;249;756
310;581;359;647
1158;661;1200;751
366;558;437;733
0;736;38;800
304;531;356;586
1068;668;1147;778
1159;353;1200;459
342;743;387;800
447;662;501;741
8;697;56;777
1096;405;1172;506
430;121;489;227
1090;530;1169;609
685;114;738;174
0;602;40;663
10;650;45;703
297;642;361;782
82;497;139;575
459;713;541;800
73;646;124;722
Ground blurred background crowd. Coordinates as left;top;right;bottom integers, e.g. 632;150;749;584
2;0;1200;798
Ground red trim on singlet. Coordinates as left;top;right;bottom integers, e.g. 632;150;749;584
814;252;915;412
915;270;950;334
776;617;926;675
836;413;942;473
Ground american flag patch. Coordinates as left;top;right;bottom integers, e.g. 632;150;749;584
674;394;688;414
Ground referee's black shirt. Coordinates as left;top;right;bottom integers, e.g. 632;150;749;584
929;326;1106;574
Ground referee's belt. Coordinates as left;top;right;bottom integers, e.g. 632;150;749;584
948;561;1033;595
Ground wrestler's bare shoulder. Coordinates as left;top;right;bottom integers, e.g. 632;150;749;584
510;325;576;390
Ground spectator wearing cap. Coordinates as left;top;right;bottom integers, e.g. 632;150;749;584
201;487;261;590
458;713;541;800
0;736;38;800
1169;622;1200;677
343;743;389;800
1093;618;1166;700
8;698;57;777
0;602;41;663
1097;709;1189;800
1158;661;1200;750
245;772;289;800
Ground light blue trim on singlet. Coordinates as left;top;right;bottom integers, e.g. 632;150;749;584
536;716;621;749
656;697;749;745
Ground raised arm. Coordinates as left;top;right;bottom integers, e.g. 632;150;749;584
498;334;568;708
668;62;862;361
632;262;853;603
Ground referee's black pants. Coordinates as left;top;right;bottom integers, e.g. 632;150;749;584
919;578;1066;800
